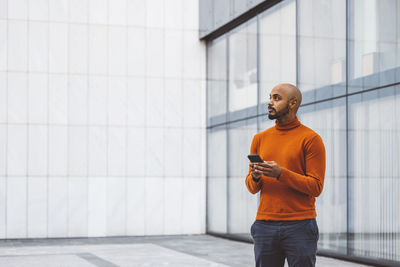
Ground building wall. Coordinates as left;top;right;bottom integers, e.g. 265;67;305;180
0;0;206;238
199;0;267;38
206;0;400;263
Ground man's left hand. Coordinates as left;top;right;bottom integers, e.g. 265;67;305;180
253;161;282;179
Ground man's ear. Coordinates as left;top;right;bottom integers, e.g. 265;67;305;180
289;98;297;109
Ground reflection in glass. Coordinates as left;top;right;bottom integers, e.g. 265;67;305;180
207;36;227;125
298;0;346;103
348;85;400;261
227;119;258;235
229;19;258;113
207;126;227;233
259;0;296;108
349;0;400;92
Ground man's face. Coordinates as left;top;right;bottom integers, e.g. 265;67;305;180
267;86;290;120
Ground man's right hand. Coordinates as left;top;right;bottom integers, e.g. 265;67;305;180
249;162;262;181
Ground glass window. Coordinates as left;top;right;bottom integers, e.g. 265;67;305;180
207;126;228;233
298;0;346;104
298;99;347;253
207;35;227;126
227;119;258;235
259;0;296;112
349;0;400;93
348;85;400;261
228;18;258;117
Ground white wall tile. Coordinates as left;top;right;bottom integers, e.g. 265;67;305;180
182;178;205;234
69;75;88;125
0;176;5;238
0;72;6;123
183;129;203;177
146;128;164;177
108;127;126;176
29;0;48;21
48;126;67;176
183;0;198;30
27;177;47;238
108;77;127;125
109;0;127;25
48;74;68;124
165;30;183;78
8;21;27;71
165;0;182;29
69;25;88;74
89;26;108;75
146;0;164;28
48;177;68;237
88;126;107;176
127;0;145;26
1;0;206;238
146;78;164;127
28;125;47;176
0;21;7;71
107;177;126;236
127;77;145;126
146;29;164;77
69;0;88;23
109;27;127;75
68;126;88;176
68;177;88;237
126;178;145;235
28;22;48;72
145;177;164;235
49;0;68;22
49;23;68;73
126;127;145;177
88;177;107;237
88;76;107;125
164;79;182;127
28;73;48;124
89;0;107;24
0;126;5;175
7;125;27;176
183;30;206;79
164;128;182;177
6;176;27;238
164;178;183;234
8;73;27;123
8;0;27;20
183;80;202;128
127;27;146;76
0;0;7;19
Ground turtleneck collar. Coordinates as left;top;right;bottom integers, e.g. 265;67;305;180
275;117;301;131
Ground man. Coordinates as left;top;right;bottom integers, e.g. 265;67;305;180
246;83;326;267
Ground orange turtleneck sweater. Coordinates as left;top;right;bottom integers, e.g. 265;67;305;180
245;117;326;221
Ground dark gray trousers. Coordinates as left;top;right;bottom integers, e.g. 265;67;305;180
250;219;319;267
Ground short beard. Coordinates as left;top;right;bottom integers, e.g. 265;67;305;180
268;102;290;120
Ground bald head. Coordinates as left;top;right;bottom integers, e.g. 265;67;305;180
268;83;302;123
277;83;302;108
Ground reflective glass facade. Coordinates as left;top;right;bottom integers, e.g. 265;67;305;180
206;0;400;264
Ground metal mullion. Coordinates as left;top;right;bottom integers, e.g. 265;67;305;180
256;11;261;208
205;42;209;234
226;34;230;235
345;0;350;257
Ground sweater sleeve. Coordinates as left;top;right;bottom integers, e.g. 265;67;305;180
278;135;326;197
245;135;262;194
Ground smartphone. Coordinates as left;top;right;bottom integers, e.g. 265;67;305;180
248;154;264;163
